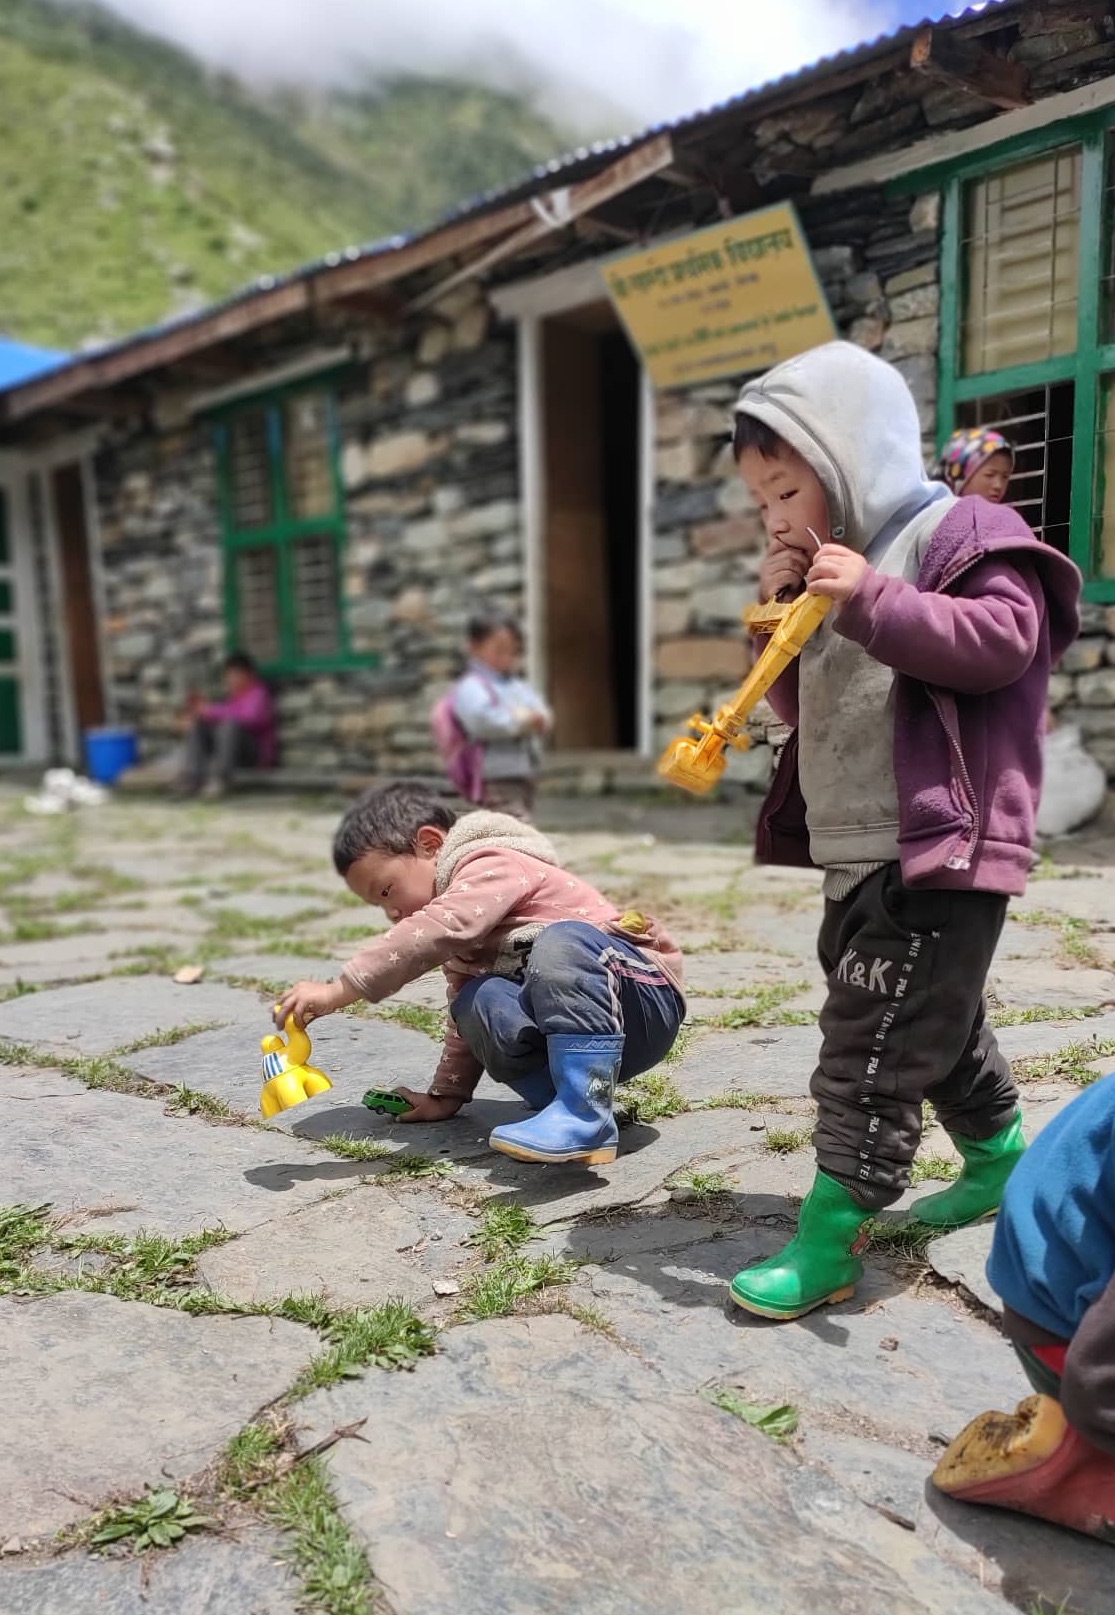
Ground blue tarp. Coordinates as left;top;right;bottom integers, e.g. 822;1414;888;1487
0;338;68;390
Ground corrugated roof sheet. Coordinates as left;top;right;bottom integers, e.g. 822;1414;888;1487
0;0;1018;401
0;338;68;390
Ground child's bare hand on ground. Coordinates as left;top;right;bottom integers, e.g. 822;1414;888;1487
274;979;354;1027
807;544;869;603
392;1086;464;1123
759;536;811;602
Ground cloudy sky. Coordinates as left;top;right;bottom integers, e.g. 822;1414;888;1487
95;0;974;124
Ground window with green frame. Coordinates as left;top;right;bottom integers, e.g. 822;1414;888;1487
935;109;1115;600
214;385;358;672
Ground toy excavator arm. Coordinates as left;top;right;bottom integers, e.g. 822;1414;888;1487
657;591;831;796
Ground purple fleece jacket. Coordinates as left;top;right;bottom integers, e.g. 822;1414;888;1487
758;497;1081;896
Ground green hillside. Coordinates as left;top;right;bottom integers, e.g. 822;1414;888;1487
0;0;573;348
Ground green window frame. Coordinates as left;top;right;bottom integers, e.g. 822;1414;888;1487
214;381;369;673
927;108;1115;600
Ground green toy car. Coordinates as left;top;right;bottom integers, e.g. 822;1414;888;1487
362;1088;411;1118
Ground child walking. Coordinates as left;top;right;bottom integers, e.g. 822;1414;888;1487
933;1073;1115;1540
443;610;552;822
728;341;1080;1322
275;783;684;1165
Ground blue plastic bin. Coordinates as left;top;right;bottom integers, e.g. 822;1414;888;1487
84;727;138;785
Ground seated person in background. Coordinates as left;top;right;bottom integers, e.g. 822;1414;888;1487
175;651;277;799
938;426;1014;504
932;1073;1115;1540
453;609;552;822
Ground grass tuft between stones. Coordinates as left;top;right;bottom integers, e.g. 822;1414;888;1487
291;1299;438;1397
616;1069;689;1123
459;1253;579;1321
764;1127;812;1155
1013;1036;1115;1087
265;1459;373;1615
467;1201;539;1261
909;1155;960;1185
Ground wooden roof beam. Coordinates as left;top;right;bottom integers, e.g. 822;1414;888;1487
910;25;1031;111
407;133;674;312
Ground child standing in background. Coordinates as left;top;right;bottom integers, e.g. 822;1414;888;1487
450;610;552;822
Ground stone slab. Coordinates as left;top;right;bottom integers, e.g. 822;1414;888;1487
0;976;261;1055
200;890;335;922
0;1068;344;1234
0;931;161;986
0;1292;313;1538
197;1184;475;1309
0;1530;301;1615
927;1224;1000;1314
297;1315;1006;1615
802;1429;1115;1615
210;953;340;986
671;1023;820;1101
582;1226;1029;1444
988;959;1115;1012
458;1107;780;1225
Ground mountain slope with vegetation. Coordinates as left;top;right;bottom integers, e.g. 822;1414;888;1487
0;0;574;349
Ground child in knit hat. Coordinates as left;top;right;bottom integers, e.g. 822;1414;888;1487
939;426;1014;503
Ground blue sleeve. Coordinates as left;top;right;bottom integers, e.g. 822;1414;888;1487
453;674;522;741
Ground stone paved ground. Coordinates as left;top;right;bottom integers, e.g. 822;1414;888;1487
0;785;1113;1615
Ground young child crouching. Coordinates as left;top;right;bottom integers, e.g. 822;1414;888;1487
727;340;1080;1323
276;783;685;1166
933;1073;1115;1540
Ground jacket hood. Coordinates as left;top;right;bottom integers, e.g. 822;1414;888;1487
734;341;940;552
435;810;559;894
921;496;1082;663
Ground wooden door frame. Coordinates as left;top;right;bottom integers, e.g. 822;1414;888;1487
494;261;655;757
0;451;49;764
10;432;109;764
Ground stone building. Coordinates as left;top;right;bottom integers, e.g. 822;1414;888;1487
0;0;1112;785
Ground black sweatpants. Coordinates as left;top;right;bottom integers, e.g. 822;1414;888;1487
811;863;1018;1208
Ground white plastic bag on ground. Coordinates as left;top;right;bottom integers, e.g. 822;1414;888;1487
23;768;108;816
1036;725;1106;839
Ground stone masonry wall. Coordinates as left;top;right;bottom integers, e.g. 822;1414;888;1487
94;280;520;776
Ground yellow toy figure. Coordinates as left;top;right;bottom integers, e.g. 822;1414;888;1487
259;1012;333;1117
658;591;832;794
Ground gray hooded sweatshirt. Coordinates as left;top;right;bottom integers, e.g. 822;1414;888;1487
734;341;956;898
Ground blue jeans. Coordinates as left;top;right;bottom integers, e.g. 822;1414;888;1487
451;920;684;1086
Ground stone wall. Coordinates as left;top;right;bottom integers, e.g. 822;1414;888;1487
94;281;521;775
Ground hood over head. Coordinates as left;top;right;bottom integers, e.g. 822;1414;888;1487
734;341;941;552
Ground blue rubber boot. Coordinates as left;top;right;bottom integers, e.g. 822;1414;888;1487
489;1035;622;1165
503;1069;555;1112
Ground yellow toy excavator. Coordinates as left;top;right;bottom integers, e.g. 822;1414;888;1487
657;590;831;795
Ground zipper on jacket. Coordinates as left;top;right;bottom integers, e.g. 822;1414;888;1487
925;542;986;870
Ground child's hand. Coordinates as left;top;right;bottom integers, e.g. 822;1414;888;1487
807;543;869;603
759;537;811;602
393;1086;464;1123
274;980;349;1027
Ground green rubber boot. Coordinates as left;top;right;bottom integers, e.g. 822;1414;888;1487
911;1110;1026;1230
729;1171;870;1321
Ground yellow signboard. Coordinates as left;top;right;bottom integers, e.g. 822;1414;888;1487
602;202;836;389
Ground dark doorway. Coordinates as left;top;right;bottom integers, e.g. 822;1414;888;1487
541;303;640;750
51;462;106;734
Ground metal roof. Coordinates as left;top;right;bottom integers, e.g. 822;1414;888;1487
0;0;1019;405
0;338;68;391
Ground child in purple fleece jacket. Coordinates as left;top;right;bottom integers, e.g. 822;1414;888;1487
176;651;277;799
725;342;1081;1325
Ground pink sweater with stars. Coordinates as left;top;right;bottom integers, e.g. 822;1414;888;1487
339;814;684;1101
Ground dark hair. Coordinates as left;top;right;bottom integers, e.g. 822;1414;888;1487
732;413;789;463
224;651;257;676
333;781;457;874
467;607;522;647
